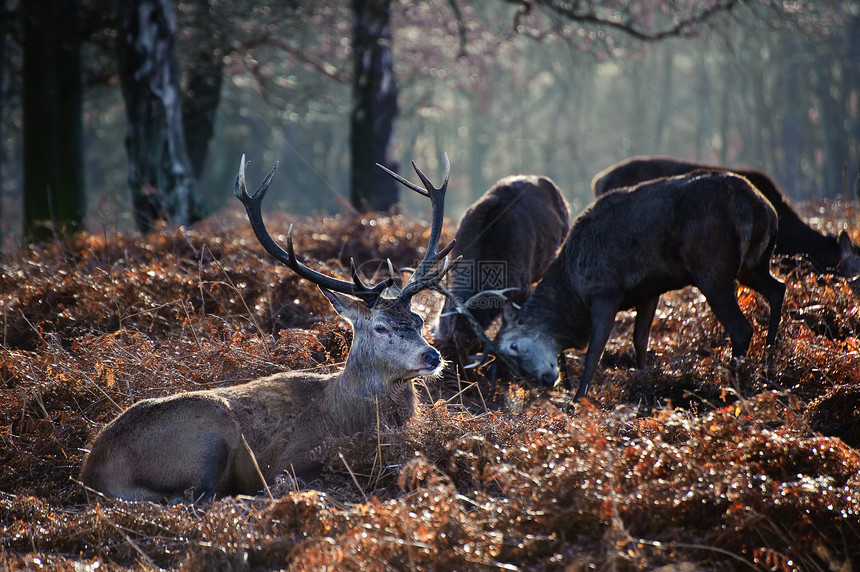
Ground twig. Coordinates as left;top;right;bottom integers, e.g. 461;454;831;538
445;379;481;406
339;452;368;504
205;244;273;360
637;538;757;570
80;371;124;413
181;300;203;352
241;433;273;503
19;310;46;346
373;396;384;490
99;513;159;569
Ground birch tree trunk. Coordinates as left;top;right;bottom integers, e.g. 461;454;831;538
350;0;399;212
119;0;196;232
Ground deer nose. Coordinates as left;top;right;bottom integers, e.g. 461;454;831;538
539;370;558;387
422;349;441;369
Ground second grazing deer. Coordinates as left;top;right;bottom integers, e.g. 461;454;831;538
592;155;860;278
79;155;457;502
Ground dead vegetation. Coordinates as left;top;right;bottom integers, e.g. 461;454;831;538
1;203;859;570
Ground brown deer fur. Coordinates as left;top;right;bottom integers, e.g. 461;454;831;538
80;293;428;501
496;171;785;400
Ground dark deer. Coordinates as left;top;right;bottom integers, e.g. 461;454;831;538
435;175;570;361
592;155;860;278
80;155;457;502
495;171;786;400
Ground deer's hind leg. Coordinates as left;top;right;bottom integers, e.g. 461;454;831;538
737;258;785;348
696;280;754;359
632;296;659;368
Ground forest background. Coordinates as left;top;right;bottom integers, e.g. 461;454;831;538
1;0;859;252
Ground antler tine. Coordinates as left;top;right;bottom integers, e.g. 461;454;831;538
433;285;518;372
235;155;392;306
376;162;429;197
378;153;457;299
349;257;391;294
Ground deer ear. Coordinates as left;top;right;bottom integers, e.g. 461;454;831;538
319;288;368;322
502;299;520;324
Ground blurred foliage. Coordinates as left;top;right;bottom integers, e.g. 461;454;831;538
1;204;859;568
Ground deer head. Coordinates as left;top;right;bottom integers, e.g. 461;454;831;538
234;154;458;385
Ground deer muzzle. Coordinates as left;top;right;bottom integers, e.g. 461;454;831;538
422;349;442;371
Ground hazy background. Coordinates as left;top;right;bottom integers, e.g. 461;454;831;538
2;1;859;250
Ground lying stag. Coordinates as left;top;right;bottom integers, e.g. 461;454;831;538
495;171;786;400
435;175;570;359
592;155;860;277
80;155;456;502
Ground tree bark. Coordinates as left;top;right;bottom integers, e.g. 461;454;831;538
181;0;224;183
350;0;399;212
651;48;673;154
0;0;5;229
21;0;85;242
119;0;196;232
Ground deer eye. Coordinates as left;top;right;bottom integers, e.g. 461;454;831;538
374;324;391;334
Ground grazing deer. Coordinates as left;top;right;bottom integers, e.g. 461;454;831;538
495;171;786;400
80;155;457;502
435;175;570;360
592;155;860;278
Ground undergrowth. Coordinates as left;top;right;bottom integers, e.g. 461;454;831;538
1;205;859;570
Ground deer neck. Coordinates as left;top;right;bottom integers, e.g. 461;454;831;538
523;266;590;350
323;349;417;435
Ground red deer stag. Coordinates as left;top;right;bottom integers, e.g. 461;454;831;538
80;154;456;502
592;155;860;278
435;175;570;361
495;171;786;400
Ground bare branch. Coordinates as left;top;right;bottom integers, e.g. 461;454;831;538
505;0;746;43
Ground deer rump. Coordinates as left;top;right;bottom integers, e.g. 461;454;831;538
499;171;785;399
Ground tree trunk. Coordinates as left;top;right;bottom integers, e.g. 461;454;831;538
695;46;710;161
850;15;860;199
181;0;223;184
119;0;196;232
808;33;850;199
0;0;5;229
778;38;801;198
651;48;673;154
350;0;399;212
21;0;85;242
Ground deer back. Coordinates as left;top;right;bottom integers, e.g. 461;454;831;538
570;173;775;302
592;155;860;276
437;175;569;342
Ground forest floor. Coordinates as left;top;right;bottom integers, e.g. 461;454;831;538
1;199;860;570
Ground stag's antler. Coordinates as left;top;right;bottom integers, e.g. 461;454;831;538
433;286;520;371
234;154;393;307
377;154;458;300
